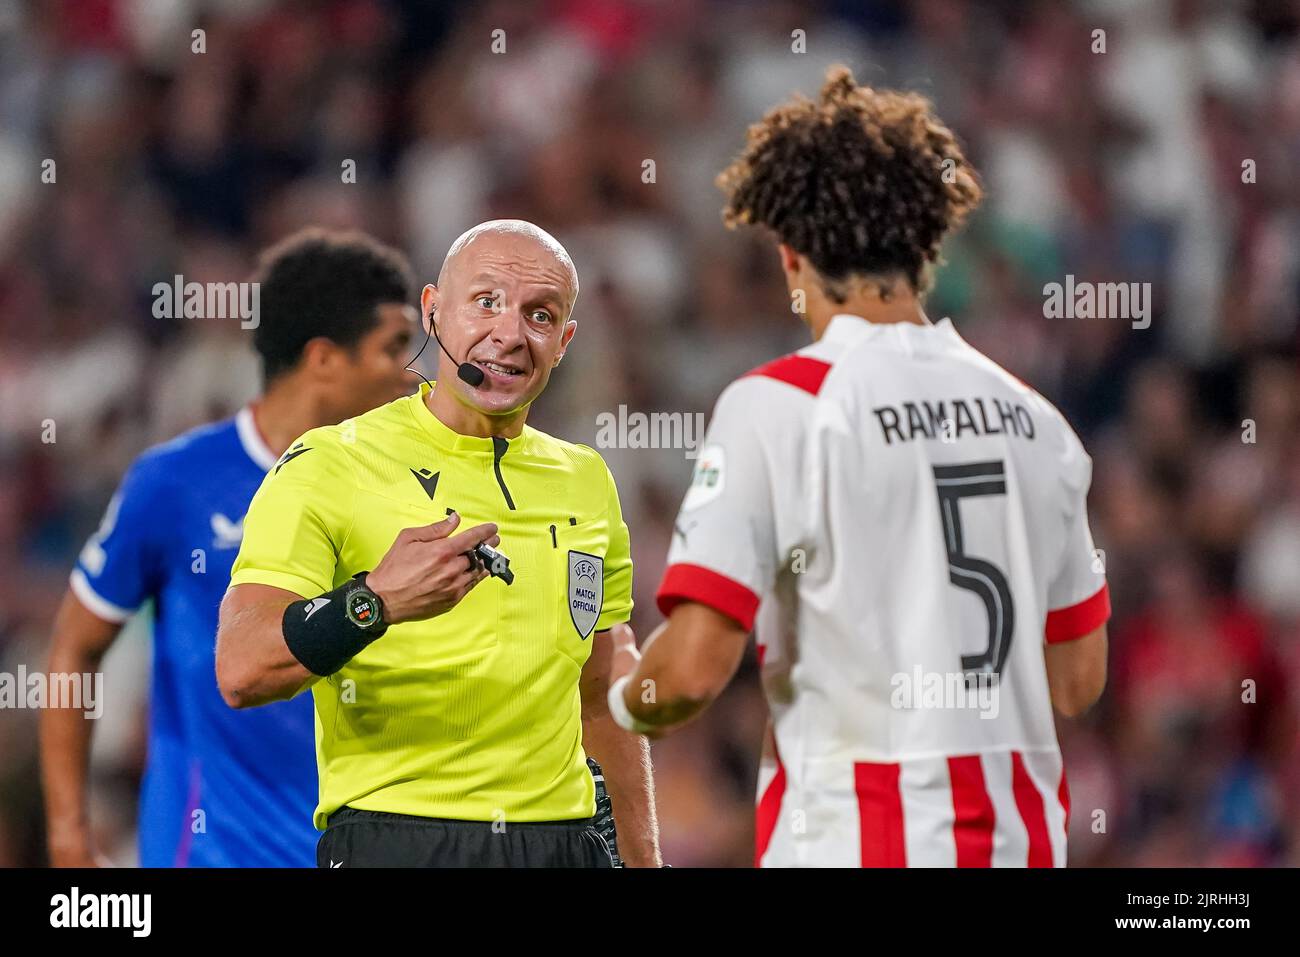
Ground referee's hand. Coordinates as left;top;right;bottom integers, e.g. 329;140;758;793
367;512;500;625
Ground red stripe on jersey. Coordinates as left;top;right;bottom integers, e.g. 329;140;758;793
1046;582;1111;644
853;762;907;867
744;354;832;396
947;755;995;867
656;563;760;631
1059;766;1071;833
1011;752;1053;867
754;741;786;867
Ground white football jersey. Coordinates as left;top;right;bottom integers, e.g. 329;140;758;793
658;315;1109;867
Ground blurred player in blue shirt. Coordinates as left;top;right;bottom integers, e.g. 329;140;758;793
40;229;418;867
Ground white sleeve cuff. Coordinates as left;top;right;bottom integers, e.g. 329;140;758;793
69;569;137;624
607;675;655;734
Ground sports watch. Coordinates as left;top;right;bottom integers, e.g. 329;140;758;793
343;572;387;635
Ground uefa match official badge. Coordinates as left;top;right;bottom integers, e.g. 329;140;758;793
567;550;604;639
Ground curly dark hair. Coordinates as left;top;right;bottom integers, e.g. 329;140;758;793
252;228;414;382
717;65;983;300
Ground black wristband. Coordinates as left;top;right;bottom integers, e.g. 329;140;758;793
283;573;387;677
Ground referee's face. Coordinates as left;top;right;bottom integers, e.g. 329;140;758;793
426;232;577;419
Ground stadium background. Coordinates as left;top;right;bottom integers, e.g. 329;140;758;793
0;0;1297;867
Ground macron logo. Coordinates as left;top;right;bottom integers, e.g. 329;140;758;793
303;598;331;620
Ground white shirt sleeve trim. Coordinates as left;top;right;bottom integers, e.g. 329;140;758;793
69;568;137;624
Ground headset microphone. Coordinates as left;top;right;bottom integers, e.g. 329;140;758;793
419;308;485;387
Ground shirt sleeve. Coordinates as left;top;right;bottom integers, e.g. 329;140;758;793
596;461;633;631
230;428;354;599
70;455;166;623
1045;428;1110;644
656;378;778;631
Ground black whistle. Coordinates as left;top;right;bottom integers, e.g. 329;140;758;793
470;541;514;585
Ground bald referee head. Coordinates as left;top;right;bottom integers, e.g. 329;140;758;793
421;219;579;430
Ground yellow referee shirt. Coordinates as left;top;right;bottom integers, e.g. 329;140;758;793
230;382;633;828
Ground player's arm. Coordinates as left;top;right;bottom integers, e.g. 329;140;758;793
1046;624;1107;717
608;604;749;735
42;458;162;867
1042;422;1111;719
217;513;500;708
606;376;778;736
580;624;661;865
40;591;122;867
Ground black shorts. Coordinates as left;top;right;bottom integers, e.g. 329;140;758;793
317;807;615;868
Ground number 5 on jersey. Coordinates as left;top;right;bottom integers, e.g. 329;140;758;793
933;460;1014;677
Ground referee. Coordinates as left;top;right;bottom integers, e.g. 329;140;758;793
216;220;660;867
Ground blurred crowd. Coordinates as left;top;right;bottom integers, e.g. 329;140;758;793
0;0;1298;867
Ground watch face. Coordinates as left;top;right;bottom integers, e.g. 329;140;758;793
346;588;379;628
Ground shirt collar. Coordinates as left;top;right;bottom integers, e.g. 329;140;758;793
410;381;529;455
235;406;279;471
822;313;963;348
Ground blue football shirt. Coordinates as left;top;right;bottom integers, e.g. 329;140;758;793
71;408;318;867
